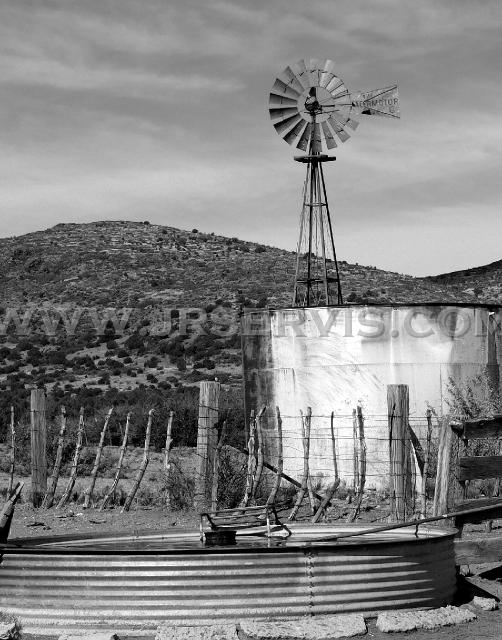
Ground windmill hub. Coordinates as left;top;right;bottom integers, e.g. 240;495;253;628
268;58;400;307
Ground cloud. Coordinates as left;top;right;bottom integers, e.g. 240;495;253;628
0;0;501;277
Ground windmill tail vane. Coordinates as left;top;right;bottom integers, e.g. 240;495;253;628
268;59;399;307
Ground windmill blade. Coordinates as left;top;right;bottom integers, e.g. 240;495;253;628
319;59;336;88
292;59;311;90
331;87;350;101
269;93;299;108
272;78;301;100
296;122;312;151
350;84;400;118
280;66;305;95
326;76;344;94
321;121;337;149
327;116;350;143
284;120;308;146
308;58;323;86
329;111;358;133
273;113;303;135
269;106;299;121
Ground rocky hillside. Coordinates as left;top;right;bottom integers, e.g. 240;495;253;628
0;220;490;309
0;220;498;427
427;259;502;301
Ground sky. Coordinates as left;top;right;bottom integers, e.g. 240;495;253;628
0;0;501;276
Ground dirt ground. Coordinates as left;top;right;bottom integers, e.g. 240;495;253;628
10;501;199;539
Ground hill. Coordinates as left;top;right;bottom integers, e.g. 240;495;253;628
0;220;498;440
0;220;489;309
426;259;502;300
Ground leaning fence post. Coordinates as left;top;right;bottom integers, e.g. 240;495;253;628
387;384;412;521
289;407;312;521
8;406;16;496
122;409;153;512
348;404;367;522
250;406;266;500
101;412;131;510
240;409;257;508
58;407;85;509
164;410;175;509
312;410;340;523
194;380;221;512
352;408;359;491
421;408;433;518
30;388;47;508
43;406;67;508
211;419;228;512
267;406;284;506
83;407;113;509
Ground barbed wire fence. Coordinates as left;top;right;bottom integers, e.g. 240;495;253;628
5;382;501;524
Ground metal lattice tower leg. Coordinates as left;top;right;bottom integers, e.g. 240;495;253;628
292;154;343;307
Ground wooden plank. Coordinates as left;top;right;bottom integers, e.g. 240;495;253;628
30;388;47;508
459;455;502;481
455;535;502;566
455;498;502;526
456;415;502;440
462;575;502;600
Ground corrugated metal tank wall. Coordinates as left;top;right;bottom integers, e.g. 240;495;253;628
241;305;502;488
0;526;456;634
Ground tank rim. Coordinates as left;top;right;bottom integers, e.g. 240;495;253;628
4;523;458;556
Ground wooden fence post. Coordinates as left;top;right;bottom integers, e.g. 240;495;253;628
266;406;284;506
387;384;412;521
58;407;85;509
433;416;457;521
312;410;340;523
352;408;359;491
164;410;174;509
211;419;228;512
194;381;220;512
101;412;131;510
83;408;113;509
241;409;257;509
250;407;266;501
289;407;312;521
122;409;153;512
8;406;16;496
421;408;433;517
30;388;47;507
348;404;367;522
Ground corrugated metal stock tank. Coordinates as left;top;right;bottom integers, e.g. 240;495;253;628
241;304;502;487
0;524;456;634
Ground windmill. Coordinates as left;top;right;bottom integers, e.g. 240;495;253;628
269;59;399;306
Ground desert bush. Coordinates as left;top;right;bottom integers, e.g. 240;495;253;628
163;462;194;510
216;446;247;509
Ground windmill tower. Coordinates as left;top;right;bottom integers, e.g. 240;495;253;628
269;59;399;306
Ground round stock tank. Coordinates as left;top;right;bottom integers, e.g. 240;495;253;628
0;524;456;634
241;303;502;487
